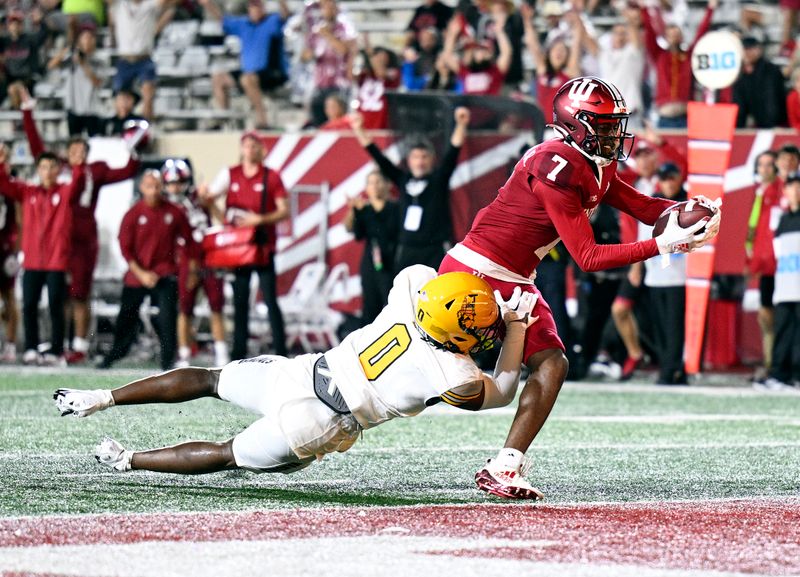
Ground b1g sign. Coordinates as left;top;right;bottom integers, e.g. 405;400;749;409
692;31;743;90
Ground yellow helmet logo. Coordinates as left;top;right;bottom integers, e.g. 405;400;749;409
416;272;501;355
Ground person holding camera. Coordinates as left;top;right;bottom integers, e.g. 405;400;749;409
200;131;289;359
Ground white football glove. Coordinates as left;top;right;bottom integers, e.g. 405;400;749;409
494;286;539;327
655;210;709;255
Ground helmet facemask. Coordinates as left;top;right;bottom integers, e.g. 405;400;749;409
575;111;634;165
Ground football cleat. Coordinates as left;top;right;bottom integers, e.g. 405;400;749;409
54;388;114;417
22;349;40;365
475;459;544;500
95;437;133;472
64;350;88;365
753;378;799;392
620;356;643;381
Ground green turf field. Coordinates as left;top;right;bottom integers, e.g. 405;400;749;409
2;369;799;517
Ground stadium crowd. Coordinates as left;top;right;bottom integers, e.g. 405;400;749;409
0;0;798;390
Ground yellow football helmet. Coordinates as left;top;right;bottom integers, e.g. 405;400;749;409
415;272;501;355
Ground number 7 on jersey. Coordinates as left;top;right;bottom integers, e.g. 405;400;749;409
546;154;568;182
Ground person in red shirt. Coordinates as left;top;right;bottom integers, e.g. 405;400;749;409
640;0;717;128
438;77;721;499
19;89;140;364
0;143;20;363
98;170;197;370
440;9;512;95
746;151;784;382
201;131;290;360
786;68;800;131
0;150;86;366
521;2;581;118
161;159;229;368
318;93;352;130
352;46;400;130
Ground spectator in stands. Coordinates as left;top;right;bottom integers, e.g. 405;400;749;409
160;159;230;369
0;150;86;366
0;10;48;105
47;21;103;137
644;162;688;385
733;34;787;129
405;0;453;47
352;45;400;130
439;8;511;95
319;93;350;130
640;0;717;128
19;87;141;365
101;87;146;136
482;0;525;92
541;0;600;77
761;172;800;390
350;107;469;271
777;143;800;182
343;170;399;325
0;143;19;363
401;26;441;91
301;0;358;127
203;0;290;130
99;170;196;370
521;1;581;119
745;151;782;384
108;0;179;121
593;5;645;128
200;131;289;359
788;69;800;131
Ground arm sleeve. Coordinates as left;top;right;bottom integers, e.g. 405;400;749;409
479;322;526;410
541;181;660;272
0;167;25;202
365;143;406;187
177;209;201;259
64;164;87;203
222;16;241;36
438;143;462;184
22;108;46;160
639;7;662;62
118;210;136;263
96;156;140;186
603;176;676;225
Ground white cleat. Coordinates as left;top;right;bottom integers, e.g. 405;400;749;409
753;378;798;392
95;437;133;472
53;388;114;417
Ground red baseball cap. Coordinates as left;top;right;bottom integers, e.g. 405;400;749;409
7;10;24;22
240;130;263;144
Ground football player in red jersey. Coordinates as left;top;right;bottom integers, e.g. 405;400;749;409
161;159;230;368
439;76;722;499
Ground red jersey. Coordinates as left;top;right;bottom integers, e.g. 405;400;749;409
747;178;783;276
22;108;140;242
0;165;85;271
458;64;505;95
119;199;195;287
355;70;400;129
461;139;674;277
225;165;288;253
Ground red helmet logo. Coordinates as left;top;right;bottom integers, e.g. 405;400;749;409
551;76;634;165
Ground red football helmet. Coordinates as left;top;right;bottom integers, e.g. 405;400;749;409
551;76;634;166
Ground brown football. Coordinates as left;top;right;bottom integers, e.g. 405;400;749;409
651;200;715;238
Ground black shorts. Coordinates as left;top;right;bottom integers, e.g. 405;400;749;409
759;275;775;308
232;67;287;93
615;277;642;305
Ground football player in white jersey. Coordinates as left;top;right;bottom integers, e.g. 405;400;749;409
54;266;543;498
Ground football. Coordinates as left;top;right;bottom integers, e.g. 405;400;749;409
651;199;716;238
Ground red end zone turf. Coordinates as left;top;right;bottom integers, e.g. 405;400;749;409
1;499;798;576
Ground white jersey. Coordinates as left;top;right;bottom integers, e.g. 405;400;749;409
325;265;486;429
